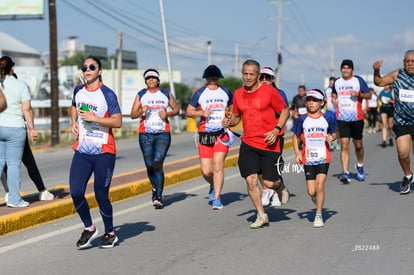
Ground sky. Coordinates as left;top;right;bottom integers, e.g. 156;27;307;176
1;0;414;100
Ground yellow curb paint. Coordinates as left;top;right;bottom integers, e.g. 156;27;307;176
0;138;289;236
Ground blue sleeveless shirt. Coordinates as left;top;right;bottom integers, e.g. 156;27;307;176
393;69;414;126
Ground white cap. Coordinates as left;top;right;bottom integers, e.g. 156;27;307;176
260;68;275;77
144;70;160;79
306;89;325;101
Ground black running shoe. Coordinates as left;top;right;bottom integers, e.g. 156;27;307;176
389;139;394;147
99;233;118;249
76;226;98;249
400;174;412;194
381;141;387;148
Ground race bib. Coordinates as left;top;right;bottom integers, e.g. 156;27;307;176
207;109;225;125
339;97;356;111
381;96;390;104
145;109;166;131
298;107;307;115
80;124;109;144
305;146;326;162
399;89;414;103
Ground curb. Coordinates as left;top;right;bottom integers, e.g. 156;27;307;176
0;136;292;236
0;152;239;236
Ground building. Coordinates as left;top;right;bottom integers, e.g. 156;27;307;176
0;32;42;65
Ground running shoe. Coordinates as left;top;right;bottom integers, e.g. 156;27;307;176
153;196;164;209
271;193;281;207
261;189;274;207
335;142;341;151
250;213;269;229
389;138;394;147
99;233;118;249
39;190;54;201
313;214;324;228
7;200;30;208
311;195;316;205
356;164;366;181
208;186;215;202
211;198;223;210
276;176;289;204
400;174;413;194
340;172;351;184
76;226;98;249
381;141;387;148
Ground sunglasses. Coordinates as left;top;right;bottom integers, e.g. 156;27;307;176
260;75;273;81
81;64;97;72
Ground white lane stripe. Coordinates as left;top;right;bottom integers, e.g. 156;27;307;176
0;172;241;254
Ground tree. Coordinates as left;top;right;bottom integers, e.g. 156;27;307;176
60;51;85;67
218;77;243;93
160;82;192;110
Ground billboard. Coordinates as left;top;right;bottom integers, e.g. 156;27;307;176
0;0;44;16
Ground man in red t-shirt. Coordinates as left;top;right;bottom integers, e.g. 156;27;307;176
222;60;290;229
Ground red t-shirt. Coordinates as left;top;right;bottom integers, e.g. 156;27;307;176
233;83;286;152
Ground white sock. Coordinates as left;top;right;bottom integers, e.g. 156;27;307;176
357;163;363;167
85;225;95;231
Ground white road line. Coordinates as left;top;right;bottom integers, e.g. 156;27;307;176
0;172;241;254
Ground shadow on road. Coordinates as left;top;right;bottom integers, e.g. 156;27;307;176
370;181;401;193
297;208;338;222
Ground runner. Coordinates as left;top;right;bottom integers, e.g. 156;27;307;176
373;50;414;194
378;85;394;147
70;56;122;249
259;67;288;207
292;89;336;227
332;59;371;183
186;65;233;210
366;88;378;134
130;68;179;209
222;60;289;229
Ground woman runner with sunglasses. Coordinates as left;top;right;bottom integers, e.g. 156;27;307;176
70;56;122;249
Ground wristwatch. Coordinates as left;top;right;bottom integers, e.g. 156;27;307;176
275;126;282;132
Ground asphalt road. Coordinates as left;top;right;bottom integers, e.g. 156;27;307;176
1;130;413;274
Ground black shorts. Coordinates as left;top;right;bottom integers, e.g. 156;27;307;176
393;125;414;139
238;142;282;181
380;105;394;117
304;163;330;181
337;120;364;140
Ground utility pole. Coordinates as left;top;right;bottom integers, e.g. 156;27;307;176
330;43;335;77
117;31;123;113
234;43;239;77
49;0;59;146
159;0;181;133
207;40;212;65
275;0;283;88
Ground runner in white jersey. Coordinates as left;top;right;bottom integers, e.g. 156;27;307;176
292;89;336;227
332;59;371;184
130;68;179;209
70;56;122;249
186;65;233;210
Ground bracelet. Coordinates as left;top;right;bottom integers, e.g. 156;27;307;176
275;126;282;132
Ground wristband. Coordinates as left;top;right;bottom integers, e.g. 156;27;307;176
275;126;282;132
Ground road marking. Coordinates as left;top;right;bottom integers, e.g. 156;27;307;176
0;172;241;254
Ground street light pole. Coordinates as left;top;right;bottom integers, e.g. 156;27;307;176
207;40;212;65
159;0;181;133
